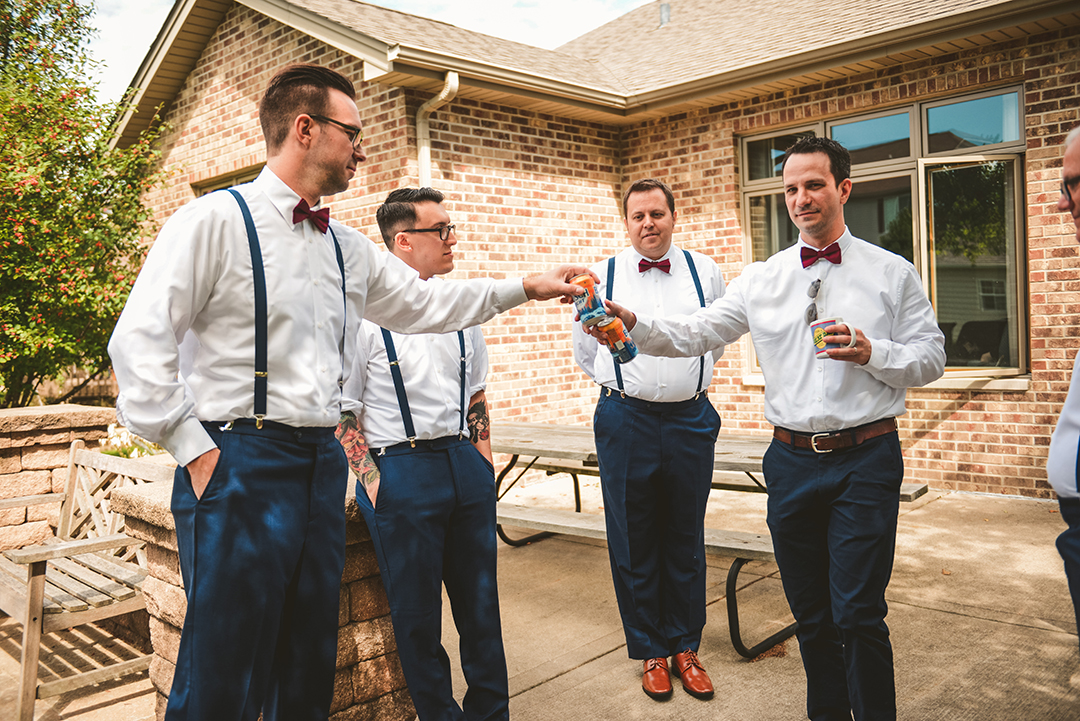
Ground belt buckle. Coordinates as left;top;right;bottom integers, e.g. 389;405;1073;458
810;433;834;454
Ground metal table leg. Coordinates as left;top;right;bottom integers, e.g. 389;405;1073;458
495;454;553;546
726;557;798;659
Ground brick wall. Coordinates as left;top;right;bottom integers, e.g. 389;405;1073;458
0;405;114;551
142;5;1079;497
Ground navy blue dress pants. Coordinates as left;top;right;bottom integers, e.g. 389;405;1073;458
593;391;721;659
1057;497;1080;652
361;436;508;721
763;431;903;721
167;421;347;721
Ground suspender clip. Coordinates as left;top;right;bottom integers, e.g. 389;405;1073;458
219;421;234;431
408;437;416;448
620;391;626;398
605;387;611;397
389;360;400;367
377;447;386;457
255;371;268;378
255;415;264;430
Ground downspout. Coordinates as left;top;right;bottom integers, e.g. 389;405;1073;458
417;71;460;187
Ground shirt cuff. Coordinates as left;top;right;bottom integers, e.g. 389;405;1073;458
862;337;887;372
163;416;218;467
495;278;529;311
628;314;653;344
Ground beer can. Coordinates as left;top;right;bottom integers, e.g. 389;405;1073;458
597;316;638;364
571;274;608;326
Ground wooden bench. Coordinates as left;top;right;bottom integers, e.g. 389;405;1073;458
496;502;797;659
0;440;175;721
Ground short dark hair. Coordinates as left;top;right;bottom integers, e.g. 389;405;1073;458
622;178;675;217
376;187;446;250
781;136;851;184
258;64;356;153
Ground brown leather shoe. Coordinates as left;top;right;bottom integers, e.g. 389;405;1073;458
641;657;672;700
672;648;714;699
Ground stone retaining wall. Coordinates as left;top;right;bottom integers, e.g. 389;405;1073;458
0;404;115;550
112;481;414;721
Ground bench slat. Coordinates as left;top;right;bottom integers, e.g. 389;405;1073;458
39;563;113;608
74;552;146;589
0;554;86;612
496;503;776;560
49;557;136;602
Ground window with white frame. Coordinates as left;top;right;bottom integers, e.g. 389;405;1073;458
740;87;1027;374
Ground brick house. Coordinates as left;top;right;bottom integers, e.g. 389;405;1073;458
113;0;1080;497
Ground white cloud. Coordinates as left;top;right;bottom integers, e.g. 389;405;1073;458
84;0;651;102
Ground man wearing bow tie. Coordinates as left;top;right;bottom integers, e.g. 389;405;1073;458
597;138;945;720
108;64;589;721
571;178;726;701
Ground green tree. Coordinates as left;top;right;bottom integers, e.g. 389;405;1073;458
0;0;165;407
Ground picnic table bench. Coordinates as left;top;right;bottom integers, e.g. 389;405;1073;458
490;422;928;659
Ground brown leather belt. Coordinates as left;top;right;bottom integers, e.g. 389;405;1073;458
773;418;897;454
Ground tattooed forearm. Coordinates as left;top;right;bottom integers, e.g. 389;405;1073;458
467;399;490;445
336;412;380;490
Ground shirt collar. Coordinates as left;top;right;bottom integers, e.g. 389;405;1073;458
253;167;324;230
796;227;852;257
631;243;678;265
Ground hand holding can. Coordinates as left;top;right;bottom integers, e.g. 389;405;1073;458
811;317;856;359
597;316;638;364
571;274;609;326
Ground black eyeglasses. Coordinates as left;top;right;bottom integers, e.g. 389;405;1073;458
309;114;364;148
805;279;822;325
403;224;456;241
1064;178;1079;205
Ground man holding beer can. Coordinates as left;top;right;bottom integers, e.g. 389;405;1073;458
594;139;945;721
571;178;726;701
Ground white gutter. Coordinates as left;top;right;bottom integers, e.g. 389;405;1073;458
416;71;459;187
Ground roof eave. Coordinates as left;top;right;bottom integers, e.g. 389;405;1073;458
623;0;1078;116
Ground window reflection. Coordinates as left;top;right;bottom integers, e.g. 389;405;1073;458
928;160;1018;367
927;93;1020;153
845;176;913;263
748;193;798;261
746;133;813;181
831;114;910;164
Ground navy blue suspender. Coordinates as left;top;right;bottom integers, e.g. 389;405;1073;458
379;328;468;448
606;249;707;397
226;189;346;428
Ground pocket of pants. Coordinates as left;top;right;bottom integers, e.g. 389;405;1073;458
186;437;227;503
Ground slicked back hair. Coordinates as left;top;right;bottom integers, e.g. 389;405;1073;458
622;178;676;217
781;136;852;185
376;187;446;251
258;64;356;154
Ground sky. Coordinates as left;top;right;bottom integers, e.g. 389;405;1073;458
85;0;652;103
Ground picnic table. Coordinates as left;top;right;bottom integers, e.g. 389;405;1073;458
489;421;928;659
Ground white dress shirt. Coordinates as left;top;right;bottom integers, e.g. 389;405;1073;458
629;228;946;431
341;292;488;449
1048;351;1080;500
109;167;526;465
572;245;725;403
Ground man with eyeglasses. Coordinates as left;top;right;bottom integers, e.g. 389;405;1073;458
593;137;945;720
336;187;509;720
109;64;590;721
571;178;726;701
1047;124;1080;688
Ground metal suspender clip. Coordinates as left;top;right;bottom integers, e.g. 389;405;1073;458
219;421;234;431
408;437;416;448
255;415;264;430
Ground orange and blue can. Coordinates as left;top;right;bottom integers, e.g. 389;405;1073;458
597;316;638;364
571;274;608;326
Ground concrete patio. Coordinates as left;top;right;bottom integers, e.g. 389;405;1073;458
2;475;1077;720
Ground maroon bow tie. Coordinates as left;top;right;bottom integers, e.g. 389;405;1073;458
800;243;841;268
638;258;671;273
293;198;330;234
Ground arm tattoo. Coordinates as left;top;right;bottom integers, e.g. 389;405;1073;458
335;412;380;489
467;400;490;445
